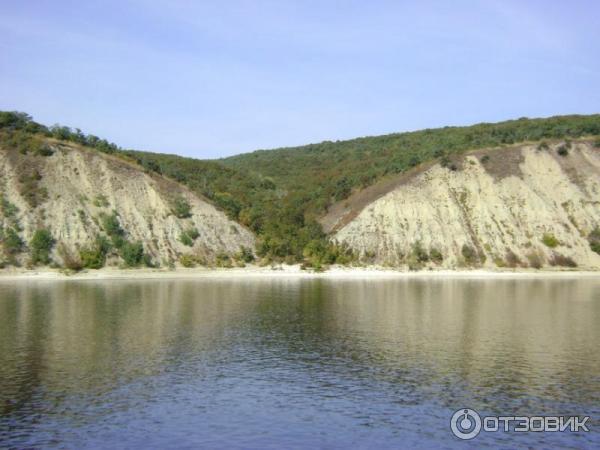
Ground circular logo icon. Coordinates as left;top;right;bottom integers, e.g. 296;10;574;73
450;408;482;440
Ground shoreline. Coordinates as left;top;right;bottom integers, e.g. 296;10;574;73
0;265;598;281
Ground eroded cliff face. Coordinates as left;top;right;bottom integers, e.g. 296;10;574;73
332;141;600;269
0;141;254;267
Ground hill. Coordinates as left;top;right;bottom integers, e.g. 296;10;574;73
131;114;600;267
330;140;600;269
1;111;600;270
0;112;254;270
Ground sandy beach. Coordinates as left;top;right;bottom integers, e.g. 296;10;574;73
0;264;598;281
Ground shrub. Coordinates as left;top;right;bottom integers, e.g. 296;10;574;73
179;233;193;247
301;239;355;267
557;145;569;157
406;258;421;271
0;195;19;219
93;195;110;208
29;229;55;265
594;139;600;148
78;210;92;228
505;250;521;268
429;247;443;264
101;212;125;247
542;233;559;248
179;227;199;247
408;155;421;167
236;245;255;263
526;251;543;269
18;170;48;207
179;254;197;268
101;212;121;235
79;235;111;269
461;244;480;265
172;196;192;218
588;227;600;255
363;250;376;262
332;243;357;265
549;253;577;268
412;241;430;263
493;256;506;268
440;155;458;171
2;227;24;255
120;241;144;267
216;252;232;268
36;144;54;157
79;247;104;269
479;155;490;163
311;260;325;272
537;141;549;151
186;227;199;240
58;243;83;271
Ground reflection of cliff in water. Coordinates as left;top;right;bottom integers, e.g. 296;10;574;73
1;278;599;425
0;280;260;420
319;278;600;413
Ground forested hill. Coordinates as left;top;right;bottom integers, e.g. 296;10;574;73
221;115;600;208
0;112;255;270
128;114;600;265
2;111;600;268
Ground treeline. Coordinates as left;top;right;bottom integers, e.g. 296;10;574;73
0;111;120;154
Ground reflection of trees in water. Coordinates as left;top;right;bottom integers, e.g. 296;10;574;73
0;278;599;425
320;278;600;412
0;280;258;423
0;284;49;419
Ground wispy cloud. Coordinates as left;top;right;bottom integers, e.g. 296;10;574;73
0;0;598;157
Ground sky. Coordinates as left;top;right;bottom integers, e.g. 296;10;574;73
1;1;599;158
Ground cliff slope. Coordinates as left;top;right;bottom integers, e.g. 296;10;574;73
329;140;600;269
0;139;254;268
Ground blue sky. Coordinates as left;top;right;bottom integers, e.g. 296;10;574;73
1;1;599;158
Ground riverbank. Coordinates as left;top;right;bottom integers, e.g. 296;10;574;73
0;264;598;281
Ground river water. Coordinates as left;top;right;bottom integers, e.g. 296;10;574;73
0;277;598;448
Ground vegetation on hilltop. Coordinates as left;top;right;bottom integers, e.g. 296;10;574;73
0;111;120;154
2;110;600;268
222;115;600;213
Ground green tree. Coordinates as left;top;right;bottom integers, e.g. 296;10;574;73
236;246;255;263
79;235;111;269
2;227;23;255
120;241;144;266
101;212;125;247
29;229;55;265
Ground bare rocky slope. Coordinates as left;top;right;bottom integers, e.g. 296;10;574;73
326;140;600;269
0;140;254;268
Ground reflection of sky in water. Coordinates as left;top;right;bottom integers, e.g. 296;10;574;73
0;278;599;449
